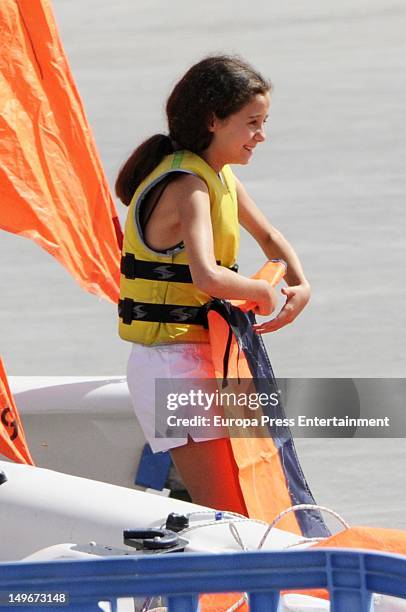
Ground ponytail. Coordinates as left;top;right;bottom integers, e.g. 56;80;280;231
115;134;175;206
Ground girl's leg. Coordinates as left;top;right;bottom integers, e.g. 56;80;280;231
170;437;248;515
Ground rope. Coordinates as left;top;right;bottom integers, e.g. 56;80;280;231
226;593;248;611
179;516;267;537
228;522;248;551
147;504;349;612
257;504;350;550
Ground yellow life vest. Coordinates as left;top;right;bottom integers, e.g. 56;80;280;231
118;150;240;345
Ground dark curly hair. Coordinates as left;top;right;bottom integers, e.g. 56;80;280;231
115;55;271;205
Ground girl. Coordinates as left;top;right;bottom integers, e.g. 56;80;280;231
116;55;310;513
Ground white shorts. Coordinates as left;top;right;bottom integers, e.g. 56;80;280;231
127;342;216;453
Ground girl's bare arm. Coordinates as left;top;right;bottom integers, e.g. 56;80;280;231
173;174;276;315
236;176;311;332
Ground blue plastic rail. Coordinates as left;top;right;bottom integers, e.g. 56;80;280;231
0;549;405;611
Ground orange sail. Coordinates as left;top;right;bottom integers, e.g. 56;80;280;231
0;357;34;465
206;261;329;537
0;0;122;303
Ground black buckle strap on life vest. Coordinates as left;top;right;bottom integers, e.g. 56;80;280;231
121;254;239;282
119;298;208;326
121;254;193;283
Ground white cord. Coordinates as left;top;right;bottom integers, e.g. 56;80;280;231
284;536;326;549
225;593;249;611
159;510;250;531
180;516;267;537
158;504;348;553
187;510;247;520
257;504;350;550
228;522;248;551
148;505;348;612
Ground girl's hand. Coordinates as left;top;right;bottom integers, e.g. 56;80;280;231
252;284;279;317
252;283;311;334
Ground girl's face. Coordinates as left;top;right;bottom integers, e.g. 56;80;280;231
207;92;270;169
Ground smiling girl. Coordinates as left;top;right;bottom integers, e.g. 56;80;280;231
116;55;310;512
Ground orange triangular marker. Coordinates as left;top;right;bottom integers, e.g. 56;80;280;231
0;357;34;465
0;0;122;303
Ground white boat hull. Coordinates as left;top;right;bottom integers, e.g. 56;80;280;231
9;376;146;489
0;460;302;562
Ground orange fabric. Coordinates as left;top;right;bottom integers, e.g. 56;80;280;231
313;525;406;556
207;260;301;534
284;526;406;601
200;526;406;609
0;0;121;303
0;357;34;465
200;593;248;611
171;437;248;515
